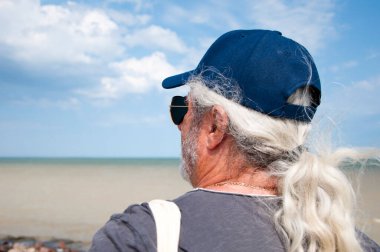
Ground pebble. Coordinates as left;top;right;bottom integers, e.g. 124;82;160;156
0;236;88;252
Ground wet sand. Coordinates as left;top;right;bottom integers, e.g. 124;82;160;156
0;163;379;244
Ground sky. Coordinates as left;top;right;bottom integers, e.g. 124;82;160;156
0;0;379;157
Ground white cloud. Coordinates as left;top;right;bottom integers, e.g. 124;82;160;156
0;0;176;66
0;0;125;64
162;0;336;54
77;10;118;36
77;52;180;99
324;75;380;116
367;52;380;60
329;60;358;73
0;0;190;99
249;0;336;53
159;0;336;59
0;0;341;103
171;6;211;25
0;0;191;101
351;77;379;92
105;0;153;12
125;25;188;53
107;9;150;26
12;97;81;110
163;3;241;30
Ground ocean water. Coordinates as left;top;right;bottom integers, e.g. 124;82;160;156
0;157;181;167
1;157;378;167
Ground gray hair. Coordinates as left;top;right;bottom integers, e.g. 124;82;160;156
186;76;371;252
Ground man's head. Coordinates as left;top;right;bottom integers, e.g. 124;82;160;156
164;29;321;186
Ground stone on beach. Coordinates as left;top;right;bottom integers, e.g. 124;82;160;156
0;237;87;252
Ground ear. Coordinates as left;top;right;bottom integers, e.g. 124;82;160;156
206;105;229;150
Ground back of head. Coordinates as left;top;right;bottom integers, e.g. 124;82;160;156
163;29;368;252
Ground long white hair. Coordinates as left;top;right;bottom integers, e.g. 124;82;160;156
187;76;376;252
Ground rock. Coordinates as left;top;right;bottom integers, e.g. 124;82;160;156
0;236;88;252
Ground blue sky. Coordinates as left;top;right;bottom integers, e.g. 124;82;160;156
0;0;379;157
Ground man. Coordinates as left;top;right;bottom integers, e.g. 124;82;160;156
90;30;379;251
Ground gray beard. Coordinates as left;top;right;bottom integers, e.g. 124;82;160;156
179;126;199;183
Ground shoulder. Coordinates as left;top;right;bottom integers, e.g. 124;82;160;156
357;230;380;252
89;203;157;252
174;188;281;210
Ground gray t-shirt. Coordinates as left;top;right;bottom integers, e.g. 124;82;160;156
90;189;379;252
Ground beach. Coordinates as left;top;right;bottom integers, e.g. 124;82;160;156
0;158;379;247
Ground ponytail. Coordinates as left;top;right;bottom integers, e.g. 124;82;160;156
274;150;362;251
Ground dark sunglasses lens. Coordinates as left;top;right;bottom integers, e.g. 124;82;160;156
171;107;188;125
170;96;188;125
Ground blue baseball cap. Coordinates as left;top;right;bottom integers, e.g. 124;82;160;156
162;29;321;122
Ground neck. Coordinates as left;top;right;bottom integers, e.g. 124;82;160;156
192;145;278;195
205;180;278;196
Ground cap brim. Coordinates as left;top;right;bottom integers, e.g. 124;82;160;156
162;70;195;89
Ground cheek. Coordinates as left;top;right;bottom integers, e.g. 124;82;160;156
180;132;185;146
179;112;193;136
195;130;207;152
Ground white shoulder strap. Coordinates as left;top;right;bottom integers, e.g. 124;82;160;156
148;199;181;252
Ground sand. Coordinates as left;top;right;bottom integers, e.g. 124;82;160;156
0;163;379;244
0;163;191;243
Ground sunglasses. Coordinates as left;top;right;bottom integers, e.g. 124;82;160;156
170;96;188;125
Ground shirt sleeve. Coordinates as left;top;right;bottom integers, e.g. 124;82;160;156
89;203;157;252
